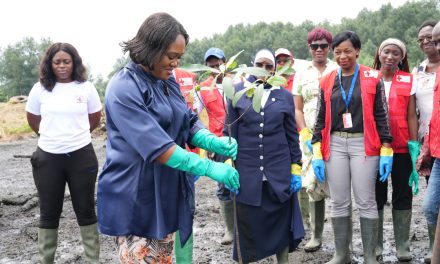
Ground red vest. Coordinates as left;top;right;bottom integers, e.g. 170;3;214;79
319;65;382;161
388;71;412;153
174;68;197;111
174;68;199;154
200;76;226;137
429;68;440;158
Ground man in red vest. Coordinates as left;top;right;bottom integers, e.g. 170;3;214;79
199;47;235;245
422;20;440;264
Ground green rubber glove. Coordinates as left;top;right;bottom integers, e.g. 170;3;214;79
165;145;240;191
191;129;238;160
408;140;420;195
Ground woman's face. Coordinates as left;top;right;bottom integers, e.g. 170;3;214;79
309;39;330;64
379;44;403;71
151;34;186;80
254;57;274;79
418;26;437;56
333;39;359;72
52;51;73;83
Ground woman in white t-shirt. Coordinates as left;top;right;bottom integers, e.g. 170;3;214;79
372;38;418;262
25;42;102;263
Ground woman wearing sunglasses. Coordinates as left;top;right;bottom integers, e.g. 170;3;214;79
225;49;304;263
312;31;392;264
292;27;338;253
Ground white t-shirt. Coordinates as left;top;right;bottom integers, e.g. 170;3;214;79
26;81;102;154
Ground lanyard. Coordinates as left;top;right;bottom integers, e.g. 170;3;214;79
338;64;359;111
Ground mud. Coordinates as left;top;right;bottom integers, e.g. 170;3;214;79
0;136;431;263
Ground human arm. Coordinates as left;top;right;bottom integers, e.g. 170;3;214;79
158;144;240;191
26;112;41;135
88;111;101;132
190;129;237;160
407;94;420;194
374;80;393;181
311;88;326;183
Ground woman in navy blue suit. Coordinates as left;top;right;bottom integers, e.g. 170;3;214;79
226;49;304;263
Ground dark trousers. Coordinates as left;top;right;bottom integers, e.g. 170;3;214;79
375;153;413;210
31;143;98;228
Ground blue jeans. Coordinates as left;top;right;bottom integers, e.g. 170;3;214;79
423;158;440;225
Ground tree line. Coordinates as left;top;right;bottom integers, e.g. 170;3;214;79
0;0;438;102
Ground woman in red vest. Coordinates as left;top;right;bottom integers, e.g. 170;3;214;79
372;38;418;262
311;31;392;264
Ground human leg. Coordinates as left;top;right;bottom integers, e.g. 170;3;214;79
423;158;440;263
304;198;325;252
66;144;100;263
116;234;174;263
325;135;352;263
31;148;67;263
390;154;413;261
349;137;379;264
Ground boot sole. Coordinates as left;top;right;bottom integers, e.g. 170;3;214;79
304;244;322;252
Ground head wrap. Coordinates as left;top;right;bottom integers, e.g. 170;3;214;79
254;49;275;65
378;38;407;59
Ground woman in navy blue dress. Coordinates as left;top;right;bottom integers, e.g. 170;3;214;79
226;49;304;263
97;12;240;263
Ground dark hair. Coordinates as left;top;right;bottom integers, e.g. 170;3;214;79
40;42;87;92
332;31;361;51
372;47;410;73
418;20;438;33
307;27;333;45
121;12;189;70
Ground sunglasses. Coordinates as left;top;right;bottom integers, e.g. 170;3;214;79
310;43;329;51
276;58;291;64
417;36;433;43
255;62;274;70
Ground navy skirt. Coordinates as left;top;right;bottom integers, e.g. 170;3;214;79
232;181;304;262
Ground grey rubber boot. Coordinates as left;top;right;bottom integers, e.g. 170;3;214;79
38;228;58;264
299;189;310;228
304;199;325;252
360;217;379;264
79;223;100;264
326;217;351;264
392;209;412;262
219;200;234;245
276;246;289;264
425;224;436;263
375;210;384;259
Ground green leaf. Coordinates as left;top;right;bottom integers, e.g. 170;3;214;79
246;87;254;97
179;64;220;74
252;83;264;113
222;76;235;100
226;50;244;70
275;61;293;75
267;75;287;87
232;87;251;107
232;66;270;77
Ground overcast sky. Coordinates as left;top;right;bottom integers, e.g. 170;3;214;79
1;0;409;78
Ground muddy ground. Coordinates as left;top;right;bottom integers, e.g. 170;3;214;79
0;135;432;263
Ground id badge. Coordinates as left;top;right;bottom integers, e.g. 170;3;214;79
342;112;353;128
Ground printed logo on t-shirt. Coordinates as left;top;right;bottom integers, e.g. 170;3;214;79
76;95;86;103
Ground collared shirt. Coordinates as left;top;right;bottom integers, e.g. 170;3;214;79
412;59;437;140
292;59;338;128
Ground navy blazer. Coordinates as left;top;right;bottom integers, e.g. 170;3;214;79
225;80;301;206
